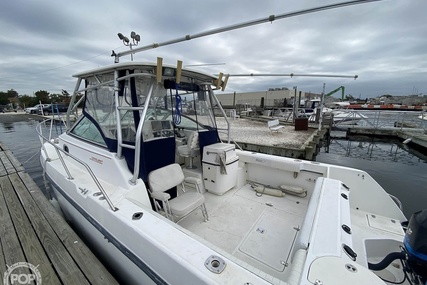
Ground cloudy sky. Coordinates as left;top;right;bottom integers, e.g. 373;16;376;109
0;0;425;99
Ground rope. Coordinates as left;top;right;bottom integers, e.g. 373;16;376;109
249;182;265;197
22;150;40;164
172;83;182;125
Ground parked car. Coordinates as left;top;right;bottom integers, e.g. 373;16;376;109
38;104;68;115
24;104;49;114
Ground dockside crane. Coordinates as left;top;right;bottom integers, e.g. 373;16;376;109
325;86;345;100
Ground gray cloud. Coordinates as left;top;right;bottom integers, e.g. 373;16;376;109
0;0;426;99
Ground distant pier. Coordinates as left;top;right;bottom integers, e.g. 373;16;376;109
0;142;118;285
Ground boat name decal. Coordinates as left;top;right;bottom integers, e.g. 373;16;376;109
90;157;103;164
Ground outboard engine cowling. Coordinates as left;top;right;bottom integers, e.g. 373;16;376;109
404;209;427;283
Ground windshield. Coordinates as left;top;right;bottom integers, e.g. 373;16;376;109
140;81;216;141
70;66;219;148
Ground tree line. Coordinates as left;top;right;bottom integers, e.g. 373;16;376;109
0;89;81;110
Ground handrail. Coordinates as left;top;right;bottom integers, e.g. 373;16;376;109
209;85;231;143
332;110;366;126
130;79;156;185
389;194;403;211
70;73;155;98
36;119;118;212
217;129;243;151
114;70;123;158
117;106;145;111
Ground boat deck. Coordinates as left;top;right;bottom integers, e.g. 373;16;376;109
0;143;118;285
179;182;309;279
177;172;408;283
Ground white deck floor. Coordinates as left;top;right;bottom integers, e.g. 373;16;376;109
179;183;310;279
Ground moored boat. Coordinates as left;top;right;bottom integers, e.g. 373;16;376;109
307;99;367;125
330;109;368;125
37;60;427;284
418;112;427;121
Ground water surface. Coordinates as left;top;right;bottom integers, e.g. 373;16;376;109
316;137;427;218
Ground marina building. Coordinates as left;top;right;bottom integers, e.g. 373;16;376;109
215;88;320;109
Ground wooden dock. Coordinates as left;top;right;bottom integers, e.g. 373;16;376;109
0;143;118;285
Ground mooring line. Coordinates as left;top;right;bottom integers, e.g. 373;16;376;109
22;150;40;164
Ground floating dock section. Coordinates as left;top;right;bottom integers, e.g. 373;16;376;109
336;126;427;151
0;143;118;285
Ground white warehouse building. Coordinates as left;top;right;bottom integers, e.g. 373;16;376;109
215;88;319;109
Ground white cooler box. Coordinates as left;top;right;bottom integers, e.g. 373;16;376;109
202;143;239;195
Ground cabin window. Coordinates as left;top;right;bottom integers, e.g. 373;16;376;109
70;117;107;146
140;83;175;141
84;73;118;140
176;85;217;130
192;87;217;130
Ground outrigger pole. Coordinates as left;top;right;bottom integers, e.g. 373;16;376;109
113;0;382;63
210;72;358;92
224;73;359;79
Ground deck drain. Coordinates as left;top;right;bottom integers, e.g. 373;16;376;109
205;255;226;274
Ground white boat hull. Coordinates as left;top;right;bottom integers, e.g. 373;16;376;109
40;140;407;284
332;111;367;125
49;182;156;285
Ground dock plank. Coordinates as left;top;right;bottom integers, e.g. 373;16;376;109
1;174;62;284
0;152;15;175
0;237;5;277
0;176;30;278
8;173;86;284
18;171;118;285
0;158;6;176
4;150;25;172
0;144;118;285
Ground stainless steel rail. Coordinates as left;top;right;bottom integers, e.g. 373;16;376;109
389;194;403;211
36;120;118;212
